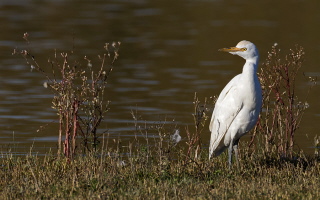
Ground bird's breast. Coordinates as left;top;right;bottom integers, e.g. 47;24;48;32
233;77;262;132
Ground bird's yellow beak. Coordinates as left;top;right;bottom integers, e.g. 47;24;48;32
219;47;246;52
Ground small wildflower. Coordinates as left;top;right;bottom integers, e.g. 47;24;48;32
30;65;35;72
43;82;48;88
23;32;29;40
104;43;109;50
117;160;126;167
22;50;28;56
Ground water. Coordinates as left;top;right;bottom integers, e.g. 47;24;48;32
0;0;319;155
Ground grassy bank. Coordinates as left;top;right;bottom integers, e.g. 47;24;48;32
7;36;319;199
0;147;319;199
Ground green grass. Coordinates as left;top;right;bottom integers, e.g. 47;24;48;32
0;146;319;199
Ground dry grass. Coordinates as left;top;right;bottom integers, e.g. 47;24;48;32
0;145;319;199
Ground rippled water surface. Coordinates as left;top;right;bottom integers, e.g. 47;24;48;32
0;0;319;155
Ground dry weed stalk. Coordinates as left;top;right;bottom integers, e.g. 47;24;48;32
185;93;210;161
13;32;120;158
130;109;180;166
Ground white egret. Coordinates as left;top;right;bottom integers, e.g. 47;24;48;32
209;40;262;167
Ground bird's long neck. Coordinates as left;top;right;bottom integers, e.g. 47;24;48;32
242;56;259;76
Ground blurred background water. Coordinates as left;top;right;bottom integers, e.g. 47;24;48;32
0;0;319;155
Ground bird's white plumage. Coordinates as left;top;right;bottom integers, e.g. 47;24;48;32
209;40;262;164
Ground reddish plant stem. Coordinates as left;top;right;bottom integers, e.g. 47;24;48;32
72;100;79;157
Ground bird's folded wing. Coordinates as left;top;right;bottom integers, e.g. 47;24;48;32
209;75;243;153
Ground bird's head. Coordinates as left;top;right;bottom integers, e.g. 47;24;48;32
219;40;259;61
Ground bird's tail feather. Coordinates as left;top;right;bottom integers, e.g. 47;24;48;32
213;145;227;157
209;131;226;159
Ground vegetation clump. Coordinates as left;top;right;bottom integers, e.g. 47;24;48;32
13;33;120;158
250;44;313;157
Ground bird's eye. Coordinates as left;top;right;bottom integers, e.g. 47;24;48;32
242;48;247;51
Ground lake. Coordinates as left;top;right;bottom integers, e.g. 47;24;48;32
0;0;319;155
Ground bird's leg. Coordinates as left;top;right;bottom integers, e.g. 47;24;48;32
233;139;240;168
228;140;233;169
